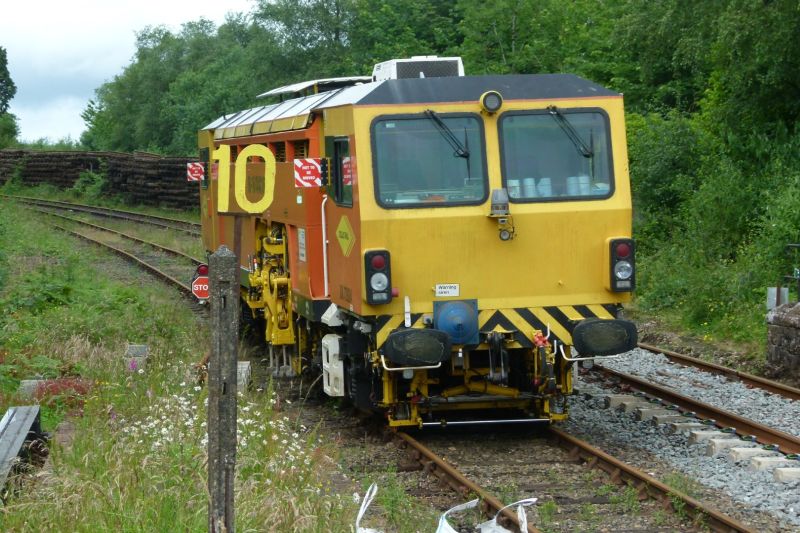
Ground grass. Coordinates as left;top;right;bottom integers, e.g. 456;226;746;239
662;471;704;522
537;499;558;526
609;484;640;514
0;199;357;531
354;468;439;532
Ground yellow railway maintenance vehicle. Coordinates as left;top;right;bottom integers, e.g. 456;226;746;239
197;56;638;428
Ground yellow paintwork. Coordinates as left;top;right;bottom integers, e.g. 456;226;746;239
339;97;631;317
248;223;295;346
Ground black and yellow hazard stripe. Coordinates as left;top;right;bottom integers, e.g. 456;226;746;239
374;304;620;348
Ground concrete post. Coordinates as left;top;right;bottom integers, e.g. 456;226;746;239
208;245;238;533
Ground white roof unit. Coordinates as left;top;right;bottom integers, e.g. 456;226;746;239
257;76;372;98
371;56;464;81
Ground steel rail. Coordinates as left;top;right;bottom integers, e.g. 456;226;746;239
4;194;201;235
50;223;192;296
396;429;753;533
639;342;800;401
393;431;541;533
547;427;756;533
6;194;201;229
35;208;203;265
593;365;800;455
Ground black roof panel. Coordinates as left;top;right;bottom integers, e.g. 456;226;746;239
355;74;618;106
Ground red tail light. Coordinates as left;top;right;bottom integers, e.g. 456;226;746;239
365;250;392;305
609;239;635;292
370;254;386;270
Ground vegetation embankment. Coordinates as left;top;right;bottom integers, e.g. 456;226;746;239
0;197;360;531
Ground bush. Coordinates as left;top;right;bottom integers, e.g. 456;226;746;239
626;111;706;251
71;166;107;199
634;127;800;345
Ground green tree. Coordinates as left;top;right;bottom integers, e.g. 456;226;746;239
703;0;800;145
348;0;461;73
613;0;723;114
0;112;18;148
255;0;357;78
0;46;18;148
0;47;16;114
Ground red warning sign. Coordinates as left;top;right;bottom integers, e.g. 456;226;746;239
186;162;204;182
191;276;209;300
342;156;353;186
293;158;322;188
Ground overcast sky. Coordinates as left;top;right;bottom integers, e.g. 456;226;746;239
1;0;255;142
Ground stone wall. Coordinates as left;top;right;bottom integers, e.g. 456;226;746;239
0;149;200;210
766;302;800;380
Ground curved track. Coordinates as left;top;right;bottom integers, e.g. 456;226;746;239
17;200;207;313
4;194;201;236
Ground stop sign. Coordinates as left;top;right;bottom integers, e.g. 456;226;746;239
192;275;210;300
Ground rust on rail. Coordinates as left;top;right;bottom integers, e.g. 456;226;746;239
548;427;756;533
639;342;800;401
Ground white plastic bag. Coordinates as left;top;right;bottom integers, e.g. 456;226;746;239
434;498;480;533
477;497;538;533
355;483;383;533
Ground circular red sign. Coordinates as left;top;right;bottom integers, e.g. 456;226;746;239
187;163;204;181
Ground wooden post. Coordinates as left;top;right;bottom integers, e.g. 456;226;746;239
208;245;238;533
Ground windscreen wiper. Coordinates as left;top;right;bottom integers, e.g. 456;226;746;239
424;110;470;158
547;105;593;158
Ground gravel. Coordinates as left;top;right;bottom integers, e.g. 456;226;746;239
568;366;800;531
597;347;800;438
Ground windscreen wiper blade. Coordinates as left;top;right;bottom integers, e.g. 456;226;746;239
547;105;593;158
424;110;470;158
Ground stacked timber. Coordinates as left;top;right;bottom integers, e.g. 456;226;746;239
0;149;200;210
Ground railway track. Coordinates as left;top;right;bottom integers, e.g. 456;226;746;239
589;364;800;456
18;201;205;307
3;194;201;236
391;427;754;532
638;343;800;401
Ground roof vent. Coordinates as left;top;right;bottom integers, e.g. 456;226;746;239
372;56;464;81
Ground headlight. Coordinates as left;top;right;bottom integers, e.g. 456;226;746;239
614;261;633;280
370;272;389;291
480;90;503;113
